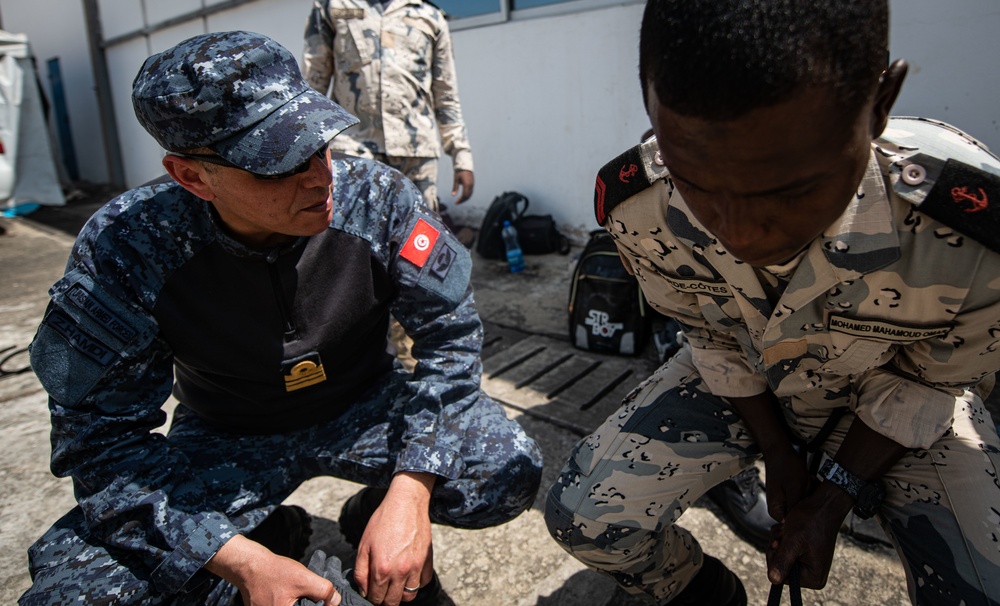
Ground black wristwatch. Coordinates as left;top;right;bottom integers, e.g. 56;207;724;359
819;460;885;520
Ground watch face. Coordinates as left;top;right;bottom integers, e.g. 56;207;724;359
853;481;886;520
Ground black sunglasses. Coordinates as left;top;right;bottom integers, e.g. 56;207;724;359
172;143;329;180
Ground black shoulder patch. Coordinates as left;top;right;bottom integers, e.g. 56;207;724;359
594;139;665;226
919;159;1000;254
595;145;644;226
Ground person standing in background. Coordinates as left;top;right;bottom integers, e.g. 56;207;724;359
303;0;475;211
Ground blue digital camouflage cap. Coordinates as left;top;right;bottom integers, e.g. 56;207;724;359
132;31;359;177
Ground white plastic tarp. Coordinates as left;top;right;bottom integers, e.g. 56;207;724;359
0;30;65;209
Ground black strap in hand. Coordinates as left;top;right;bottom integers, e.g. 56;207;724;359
766;563;803;606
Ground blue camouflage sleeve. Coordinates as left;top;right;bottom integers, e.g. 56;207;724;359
391;197;481;480
28;192;241;595
332;157;482;480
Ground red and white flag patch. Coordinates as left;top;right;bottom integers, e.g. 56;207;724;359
400;219;440;268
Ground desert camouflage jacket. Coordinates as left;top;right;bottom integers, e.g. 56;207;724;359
597;117;1000;450
303;0;474;171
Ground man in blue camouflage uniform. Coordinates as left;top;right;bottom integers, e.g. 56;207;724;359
19;31;541;606
545;2;1000;605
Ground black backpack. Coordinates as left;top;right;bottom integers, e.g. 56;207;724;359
515;214;571;255
568;230;651;356
476;191;570;258
476;191;528;260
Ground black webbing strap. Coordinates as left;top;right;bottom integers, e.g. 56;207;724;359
766;563;803;606
772;399;850;476
804;406;849;476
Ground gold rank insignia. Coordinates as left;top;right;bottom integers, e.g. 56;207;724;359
282;352;327;392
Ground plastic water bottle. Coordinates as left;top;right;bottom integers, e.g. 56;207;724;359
501;220;525;273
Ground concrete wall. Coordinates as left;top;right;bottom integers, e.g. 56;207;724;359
889;1;999;146
0;0;997;238
443;4;649;238
96;0;317;188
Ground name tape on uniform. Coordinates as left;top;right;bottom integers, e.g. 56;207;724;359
828;315;950;342
664;275;733;297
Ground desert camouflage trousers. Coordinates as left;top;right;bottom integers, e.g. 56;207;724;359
544;346;1000;605
21;368;542;605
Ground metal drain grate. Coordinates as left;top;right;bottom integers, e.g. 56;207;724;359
480;333;658;436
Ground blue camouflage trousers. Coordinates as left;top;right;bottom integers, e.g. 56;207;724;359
544;347;1000;605
21;368;543;605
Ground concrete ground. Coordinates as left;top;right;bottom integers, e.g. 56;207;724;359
0;195;923;605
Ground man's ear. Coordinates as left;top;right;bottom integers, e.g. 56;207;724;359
870;59;908;139
162;155;217;201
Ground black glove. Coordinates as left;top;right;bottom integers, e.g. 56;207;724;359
296;550;372;606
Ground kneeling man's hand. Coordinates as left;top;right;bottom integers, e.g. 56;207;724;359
207;534;340;606
353;471;436;606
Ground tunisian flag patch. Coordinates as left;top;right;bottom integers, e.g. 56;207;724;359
400;219;440;268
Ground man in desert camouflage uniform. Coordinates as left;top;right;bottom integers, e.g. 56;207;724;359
303;0;474;210
545;2;1000;605
19;31;541;606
